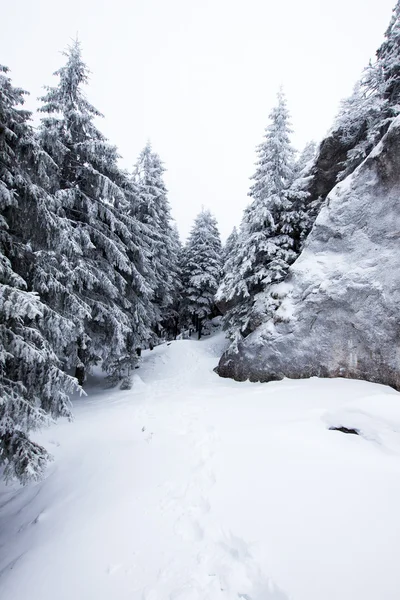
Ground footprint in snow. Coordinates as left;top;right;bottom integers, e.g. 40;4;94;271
188;495;211;516
212;532;290;600
174;515;204;542
196;467;216;489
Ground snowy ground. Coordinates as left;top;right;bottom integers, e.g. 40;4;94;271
1;331;400;600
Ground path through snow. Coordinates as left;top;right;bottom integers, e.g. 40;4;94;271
1;332;400;599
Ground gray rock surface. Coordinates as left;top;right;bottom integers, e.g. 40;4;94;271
307;126;360;204
217;117;400;390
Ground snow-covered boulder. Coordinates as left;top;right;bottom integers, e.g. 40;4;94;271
217;117;400;390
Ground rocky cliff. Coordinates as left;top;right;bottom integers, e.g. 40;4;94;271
217;117;400;390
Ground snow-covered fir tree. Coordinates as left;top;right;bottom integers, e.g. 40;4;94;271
333;76;387;179
131;143;181;340
294;140;317;176
167;223;183;338
38;40;154;383
0;65;79;483
287;141;317;249
222;226;238;272
333;2;400;179
217;90;305;339
216;226;240;319
376;1;400;107
181;210;222;339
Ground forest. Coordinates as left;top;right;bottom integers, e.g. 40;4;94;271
2;1;400;599
2;1;400;484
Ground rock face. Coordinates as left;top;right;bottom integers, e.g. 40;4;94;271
306;127;362;204
217;117;400;390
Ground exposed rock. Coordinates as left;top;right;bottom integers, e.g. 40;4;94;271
328;426;360;435
306;128;360;204
217;117;400;390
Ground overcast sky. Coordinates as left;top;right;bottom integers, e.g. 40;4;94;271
2;0;396;240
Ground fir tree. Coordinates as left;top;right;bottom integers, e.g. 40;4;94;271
286;141;317;250
294;140;317;176
333;76;387;179
216;227;239;315
181;210;222;339
131;143;181;340
217;91;303;338
333;2;400;179
167;223;183;338
376;1;400;107
0;65;79;483
222;226;239;272
38;40;153;382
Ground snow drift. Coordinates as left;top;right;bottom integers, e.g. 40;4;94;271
217;116;400;389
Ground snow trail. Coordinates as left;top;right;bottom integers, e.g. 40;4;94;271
1;331;400;600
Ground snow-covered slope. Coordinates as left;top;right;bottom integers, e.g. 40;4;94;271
1;333;400;600
218;116;400;389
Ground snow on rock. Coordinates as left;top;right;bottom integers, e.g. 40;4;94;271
1;334;400;600
323;393;400;452
217;116;400;389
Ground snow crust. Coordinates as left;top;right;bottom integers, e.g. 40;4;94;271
1;333;400;600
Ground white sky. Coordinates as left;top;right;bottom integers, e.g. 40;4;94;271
1;0;396;241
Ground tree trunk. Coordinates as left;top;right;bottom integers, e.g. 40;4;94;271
173;318;179;340
75;365;85;386
198;319;203;340
75;340;86;386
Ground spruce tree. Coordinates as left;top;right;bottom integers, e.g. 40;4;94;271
286;141;317;251
333;76;387;179
217;91;303;339
216;226;240;322
0;65;78;483
332;2;400;179
181;210;222;339
294;141;317;176
131;143;181;340
222;226;239;272
167;223;183;338
376;1;400;107
38;40;153;382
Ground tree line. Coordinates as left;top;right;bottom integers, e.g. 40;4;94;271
0;41;222;482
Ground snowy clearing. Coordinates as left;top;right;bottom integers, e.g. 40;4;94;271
1;332;400;600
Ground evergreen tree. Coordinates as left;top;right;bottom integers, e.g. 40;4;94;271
294;140;317;176
333;76;387;179
131;143;181;339
333;2;400;179
217;91;303;339
181;210;222;339
222;226;238;272
0;65;78;483
376;1;400;107
216;227;239;315
167;223;183;338
38;40;153;382
286;141;317;250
